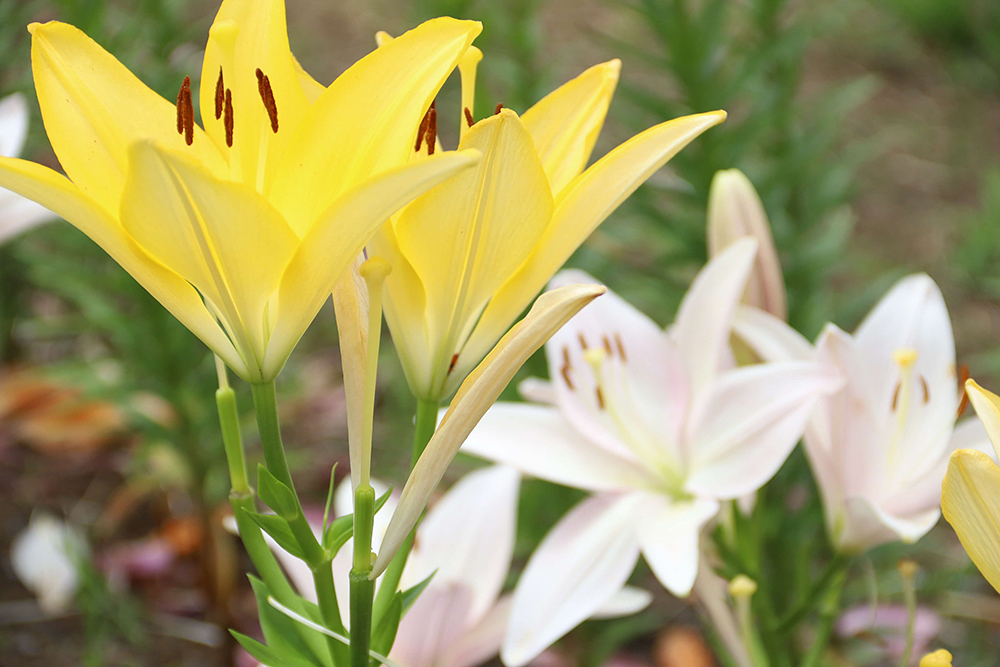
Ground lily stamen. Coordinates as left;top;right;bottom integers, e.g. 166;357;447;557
255;68;279;133
448;353;459;375
224;88;234;148
494;102;503;114
957;364;971;417
464;106;474;127
426;102;437;155
889;348;918;466
175;76;194;146
415;106;431;152
614;333;627;362
214;67;224;120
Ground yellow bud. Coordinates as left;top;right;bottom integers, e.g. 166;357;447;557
919;649;952;667
898;559;919;580
728;574;758;599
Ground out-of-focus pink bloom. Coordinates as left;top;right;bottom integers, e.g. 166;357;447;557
837;604;941;664
735;274;990;551
0;93;55;245
707;169;785;320
460;241;841;666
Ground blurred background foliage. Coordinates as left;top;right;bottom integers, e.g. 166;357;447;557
1;0;1000;664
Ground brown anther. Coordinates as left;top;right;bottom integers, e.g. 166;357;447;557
595;387;605;409
560;365;574;390
464;106;475;127
494;102;503;115
957;364;971;418
562;346;571;368
892;382;901;411
603;335;613;355
448;353;459;375
920;375;930;404
224;88;234;148
578;333;588;351
426;105;437;155
415;107;431;152
256;68;279;133
614;333;627;362
215;67;225;120
175;76;194;146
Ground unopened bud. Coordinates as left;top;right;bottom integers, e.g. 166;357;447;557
898;559;919;580
728;574;757;599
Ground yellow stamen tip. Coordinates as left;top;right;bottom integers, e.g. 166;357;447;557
583;347;606;372
919;649;952;667
898;559;919;580
728;574;757;599
894;348;918;368
360;256;392;283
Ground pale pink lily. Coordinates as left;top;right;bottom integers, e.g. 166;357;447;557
733;274;987;552
0;94;55;245
266;466;649;667
460;240;842;666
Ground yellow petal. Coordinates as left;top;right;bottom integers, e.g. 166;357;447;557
942;448;1000;594
395;109;553;398
292;54;325;104
268;17;482;235
966;379;1000;462
707;169;786;320
120;142;299;377
198;0;309;186
372;282;606;576
263;149;481;379
521;59;620;197
29;21;226;214
458;45;482;142
332;256;369;491
0;155;246;377
451;110;727;392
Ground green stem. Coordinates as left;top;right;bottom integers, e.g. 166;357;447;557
898;565;918;667
773;554;849;633
314;561;349;666
250;381;296;492
350;484;376;667
801;569;846;667
217;388;249;495
411;398;440;467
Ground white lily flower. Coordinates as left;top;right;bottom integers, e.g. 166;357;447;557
265;466;649;667
733;274;986;552
459;240;842;666
0;93;55;245
10;512;86;615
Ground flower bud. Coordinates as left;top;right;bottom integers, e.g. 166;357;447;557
919;649;952;667
727;574;758;599
707;169;787;320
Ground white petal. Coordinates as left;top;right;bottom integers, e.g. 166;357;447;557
838;496;940;552
672;239;757;398
590;586;653;619
518;377;556;404
405;466;519;623
443;596;512;667
392;583;474;667
546;269;688;462
501;493;641;667
460;403;657;492
0;93;29;158
685;362;843;499
632;494;718;597
732;305;815;363
0;189;56;245
10;513;85;615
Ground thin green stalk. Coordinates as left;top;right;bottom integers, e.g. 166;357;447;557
250;381;297;492
411;398;440;466
898;561;919;667
314;560;349;666
217;387;249;495
801;569;845;667
350;484;376;667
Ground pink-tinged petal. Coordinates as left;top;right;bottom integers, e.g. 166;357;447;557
732;305;814;363
853;274;955;417
838;496;939;552
951;416;995;458
0;94;29;159
685;362;843;499
518;377;556;404
632;494;718;597
460;403;657;492
672;239;757;399
406;466;519;623
590;586;653;619
393;583;474;667
0;191;56;245
501;493;642;667
443;596;512;667
546;269;687;461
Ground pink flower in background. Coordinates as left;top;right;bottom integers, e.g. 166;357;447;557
837;604;942;664
0;93;55;245
734;274;989;552
460;240;842;666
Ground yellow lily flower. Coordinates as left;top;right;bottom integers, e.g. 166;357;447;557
0;1;483;382
369;35;727;400
942;379;1000;593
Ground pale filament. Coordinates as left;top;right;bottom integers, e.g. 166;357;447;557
887;347;918;468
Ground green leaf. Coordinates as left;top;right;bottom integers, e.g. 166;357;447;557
231;631;316;667
370;592;402;657
258;463;299;520
323;514;353;555
246;510;305;561
248;576;329;666
401;570;436;614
